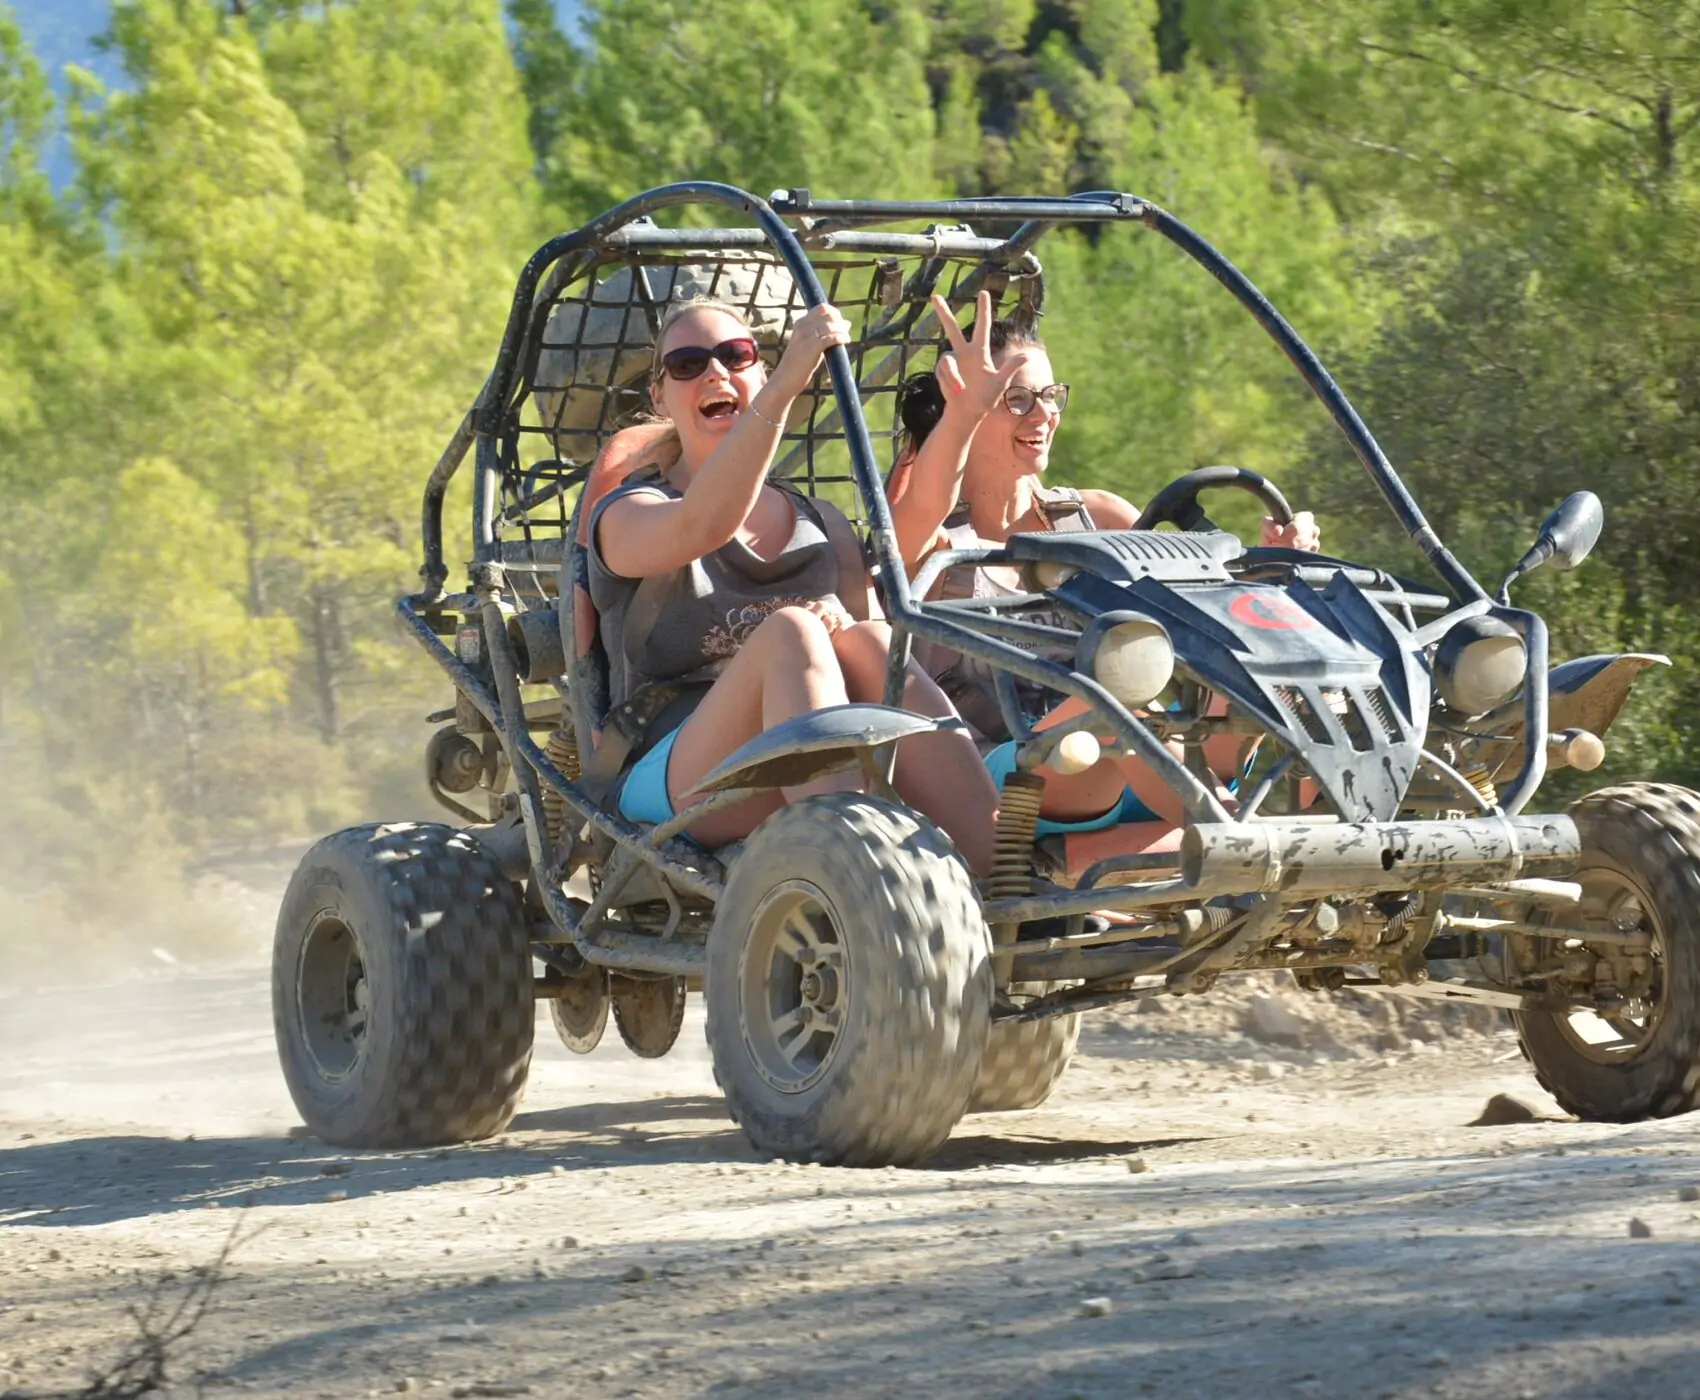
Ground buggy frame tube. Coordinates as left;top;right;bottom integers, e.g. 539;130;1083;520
420;408;475;599
437;182;1495;609
418;182;1562;913
394;596;724;903
1137;205;1487;606
463;182;897;582
770;188;1489;606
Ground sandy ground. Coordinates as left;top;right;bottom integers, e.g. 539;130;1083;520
5;914;1700;1400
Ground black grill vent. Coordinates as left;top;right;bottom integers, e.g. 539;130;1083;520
1362;686;1401;742
1275;686;1330;745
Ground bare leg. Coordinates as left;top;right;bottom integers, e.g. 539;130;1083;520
663;607;858;847
1019;696;1189;827
831;621;998;875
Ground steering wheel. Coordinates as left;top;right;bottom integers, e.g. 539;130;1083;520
1135;465;1294;533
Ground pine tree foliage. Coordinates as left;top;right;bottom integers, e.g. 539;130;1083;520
0;0;1695;867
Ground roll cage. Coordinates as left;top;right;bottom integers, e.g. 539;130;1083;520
397;181;1557;977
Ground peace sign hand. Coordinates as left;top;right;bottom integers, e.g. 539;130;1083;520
930;290;1031;417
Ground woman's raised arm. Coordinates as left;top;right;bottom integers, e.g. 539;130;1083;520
597;304;852;579
888;292;1031;573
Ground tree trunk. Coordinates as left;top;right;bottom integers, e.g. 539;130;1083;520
1155;0;1189;73
310;584;344;746
244;499;269;617
1654;87;1675;179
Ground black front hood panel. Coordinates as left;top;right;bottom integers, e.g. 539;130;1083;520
1058;570;1431;821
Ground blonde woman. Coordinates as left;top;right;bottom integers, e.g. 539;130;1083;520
587;297;998;869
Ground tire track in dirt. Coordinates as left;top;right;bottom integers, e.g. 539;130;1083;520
5;966;1700;1399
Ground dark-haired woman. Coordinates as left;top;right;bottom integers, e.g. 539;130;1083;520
885;293;1320;834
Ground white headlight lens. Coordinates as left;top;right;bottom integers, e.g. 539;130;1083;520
1436;622;1528;715
1092;619;1175;708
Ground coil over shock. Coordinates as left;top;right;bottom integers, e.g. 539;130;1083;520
1460;762;1499;811
988;771;1046;979
542;724;580;848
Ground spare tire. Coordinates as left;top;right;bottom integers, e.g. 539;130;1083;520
534;260;803;454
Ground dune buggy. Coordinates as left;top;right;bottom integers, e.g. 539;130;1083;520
273;182;1695;1166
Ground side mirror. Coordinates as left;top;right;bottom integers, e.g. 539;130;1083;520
1497;490;1605;601
1539;490;1604;572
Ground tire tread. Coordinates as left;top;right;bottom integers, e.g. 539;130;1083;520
273;822;533;1148
1517;784;1700;1122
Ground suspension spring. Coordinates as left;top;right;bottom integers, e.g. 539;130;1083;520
989;771;1046;978
543;723;581;848
1461;762;1498;811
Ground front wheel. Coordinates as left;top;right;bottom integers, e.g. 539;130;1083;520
705;793;992;1166
1516;784;1700;1121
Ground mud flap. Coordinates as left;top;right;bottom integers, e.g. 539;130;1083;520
1481;653;1669;776
693;703;962;795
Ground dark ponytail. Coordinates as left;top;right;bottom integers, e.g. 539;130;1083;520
896;371;947;455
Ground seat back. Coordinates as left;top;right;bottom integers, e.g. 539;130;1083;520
491;239;1044;746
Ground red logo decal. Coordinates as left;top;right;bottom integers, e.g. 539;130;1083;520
1228;591;1318;632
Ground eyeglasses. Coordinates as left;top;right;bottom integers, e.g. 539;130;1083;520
655;337;760;382
1003;383;1070;416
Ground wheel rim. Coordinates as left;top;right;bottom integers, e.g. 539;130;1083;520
739;880;849;1094
550;969;609;1054
1553;868;1667;1065
296;911;371;1081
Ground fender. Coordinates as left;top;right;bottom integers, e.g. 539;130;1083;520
694;703;961;794
1481;652;1669;776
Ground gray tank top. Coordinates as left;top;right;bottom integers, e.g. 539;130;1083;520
587;478;847;711
922;485;1097;745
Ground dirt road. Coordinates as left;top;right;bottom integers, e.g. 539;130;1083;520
5;949;1700;1400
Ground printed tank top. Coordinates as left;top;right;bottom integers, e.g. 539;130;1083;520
586;478;849;711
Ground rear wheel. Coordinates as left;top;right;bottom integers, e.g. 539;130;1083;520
706;793;991;1166
969;984;1080;1112
1516;784;1700;1121
273;822;534;1147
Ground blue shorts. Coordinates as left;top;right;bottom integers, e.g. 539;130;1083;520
983;741;1159;836
617;727;680;825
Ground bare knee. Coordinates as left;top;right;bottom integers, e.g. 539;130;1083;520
748;605;838;663
833;620;891;691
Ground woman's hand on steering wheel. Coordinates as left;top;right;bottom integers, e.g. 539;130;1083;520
1260;511;1321;552
930;290;1032;418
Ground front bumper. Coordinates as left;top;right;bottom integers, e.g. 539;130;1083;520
1181;814;1581;899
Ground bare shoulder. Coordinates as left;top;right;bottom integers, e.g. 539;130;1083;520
1079;488;1140;529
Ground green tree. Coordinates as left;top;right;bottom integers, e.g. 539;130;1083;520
521;0;942;218
0;0;541;852
1217;0;1700;780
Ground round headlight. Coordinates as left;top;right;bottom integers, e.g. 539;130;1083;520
1089;618;1175;708
1434;616;1527;715
1030;561;1077;591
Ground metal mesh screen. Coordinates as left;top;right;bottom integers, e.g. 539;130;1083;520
492;242;1042;574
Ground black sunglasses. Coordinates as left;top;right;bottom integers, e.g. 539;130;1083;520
655;337;760;382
